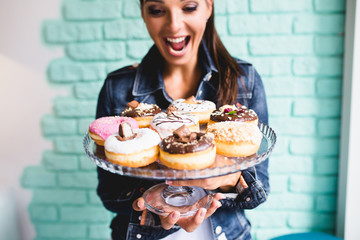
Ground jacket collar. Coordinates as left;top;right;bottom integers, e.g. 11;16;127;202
132;41;218;96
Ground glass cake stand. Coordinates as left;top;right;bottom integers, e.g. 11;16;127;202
83;122;276;217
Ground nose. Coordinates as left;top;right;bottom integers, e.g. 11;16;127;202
167;10;183;33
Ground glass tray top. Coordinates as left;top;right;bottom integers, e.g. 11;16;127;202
83;123;276;180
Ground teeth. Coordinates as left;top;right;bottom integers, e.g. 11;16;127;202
166;37;186;43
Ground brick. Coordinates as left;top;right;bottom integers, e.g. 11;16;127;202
246;211;288;227
316;195;337;212
215;16;227;36
248;57;292;76
36;223;86;238
60;206;110;222
315;36;344;55
80;155;97;171
104;19;150;40
126;40;154;59
41;115;77;136
293;57;343;77
63;0;121;20
107;60;138;73
42;150;79;171
293;98;341;117
22;166;56;188
29;205;58;221
89;190;103;205
249;36;313;55
78;118;94;135
294;14;345;34
48;58;106;82
32;189;87;204
66;42;126;61
269;155;314;174
316;78;342;97
54;98;97;117
123;0;141;18
90;224;112;239
269;136;289;155
229;15;292;35
214;0;227;15
270;117;316;136
58;172;98;189
74;82;103;99
263;77;316;97
54;136;85;154
269;175;288;193
222;37;248;58
43;20;102;43
262;193;314;211
315;0;346;12
227;0;248;13
318;119;341;137
267;98;292;116
315;158;339;175
288;212;335;229
251;0;312;12
289;175;337;193
290;137;339;156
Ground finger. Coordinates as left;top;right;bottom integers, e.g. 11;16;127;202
161;211;180;230
204;198;221;219
132;197;146;211
184;208;206;232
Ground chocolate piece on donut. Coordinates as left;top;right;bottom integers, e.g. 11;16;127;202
166;106;178;115
173;125;192;139
116;122;136;141
127;100;140;109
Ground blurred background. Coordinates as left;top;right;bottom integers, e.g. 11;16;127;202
0;0;359;240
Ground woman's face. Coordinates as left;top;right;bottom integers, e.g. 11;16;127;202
141;0;213;67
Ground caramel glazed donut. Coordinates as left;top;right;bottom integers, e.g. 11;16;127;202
206;121;263;158
104;122;161;167
121;100;162;128
169;97;216;125
159;125;216;170
209;104;258;126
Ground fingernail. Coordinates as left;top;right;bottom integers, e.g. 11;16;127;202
200;209;206;217
171;212;179;219
137;201;142;209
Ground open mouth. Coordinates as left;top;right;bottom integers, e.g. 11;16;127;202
164;36;190;55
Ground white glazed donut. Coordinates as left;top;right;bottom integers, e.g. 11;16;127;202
169;98;216;124
150;112;199;139
104;128;161;167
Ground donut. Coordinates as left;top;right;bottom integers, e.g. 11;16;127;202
104;123;161;167
159;125;216;170
169;96;216;125
209;103;258;126
206;121;262;157
150;106;199;139
88;116;139;146
121;100;162;128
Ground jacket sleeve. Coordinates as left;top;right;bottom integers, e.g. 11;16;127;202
95;77;160;215
220;66;270;209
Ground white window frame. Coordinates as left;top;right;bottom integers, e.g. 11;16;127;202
337;0;360;239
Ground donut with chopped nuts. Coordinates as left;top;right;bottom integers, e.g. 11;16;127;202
209;103;258;126
169;96;216;125
121;100;162;128
159;125;216;170
206;121;262;157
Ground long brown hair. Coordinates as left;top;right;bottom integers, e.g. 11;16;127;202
139;0;244;105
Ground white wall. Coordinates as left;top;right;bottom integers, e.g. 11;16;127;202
0;1;63;239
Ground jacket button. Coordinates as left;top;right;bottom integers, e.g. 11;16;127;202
246;197;251;202
136;234;142;239
215;226;222;234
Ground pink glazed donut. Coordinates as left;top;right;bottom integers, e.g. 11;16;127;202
88;116;139;146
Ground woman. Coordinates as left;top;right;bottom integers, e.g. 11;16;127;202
96;0;269;239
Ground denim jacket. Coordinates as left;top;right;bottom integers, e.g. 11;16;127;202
96;42;270;240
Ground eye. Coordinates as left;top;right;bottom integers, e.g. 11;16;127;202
183;4;198;13
147;5;165;16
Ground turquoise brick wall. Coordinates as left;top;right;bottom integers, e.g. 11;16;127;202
21;0;345;239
